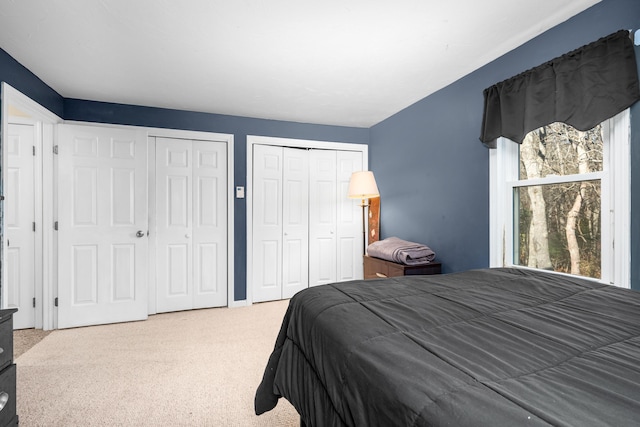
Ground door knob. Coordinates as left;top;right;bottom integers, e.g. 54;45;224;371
185;234;191;239
136;230;145;238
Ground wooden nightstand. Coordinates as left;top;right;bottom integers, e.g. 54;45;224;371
364;255;441;279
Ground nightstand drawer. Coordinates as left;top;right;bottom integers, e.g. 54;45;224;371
0;364;16;427
364;256;441;279
364;258;390;278
0;316;13;371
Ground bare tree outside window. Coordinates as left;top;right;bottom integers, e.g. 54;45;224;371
515;123;603;279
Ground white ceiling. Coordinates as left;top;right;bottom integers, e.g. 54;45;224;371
0;0;600;127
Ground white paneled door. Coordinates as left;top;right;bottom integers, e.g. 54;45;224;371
57;124;149;329
252;144;283;303
252;145;309;303
282;148;309;299
335;152;364;282
155;137;227;313
308;150;337;286
309;150;362;287
5;123;36;329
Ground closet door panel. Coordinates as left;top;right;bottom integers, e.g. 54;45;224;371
282;148;309;299
309;150;337;287
156;138;193;313
336;151;363;281
192;140;227;308
252;145;283;302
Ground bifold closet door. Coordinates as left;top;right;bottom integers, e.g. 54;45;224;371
282;148;309;298
309;150;362;287
335;151;364;282
252;145;309;303
155;137;227;313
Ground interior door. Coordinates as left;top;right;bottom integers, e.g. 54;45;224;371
5;123;36;329
57;124;148;329
155;137;227;313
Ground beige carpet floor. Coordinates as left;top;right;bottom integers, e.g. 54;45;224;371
14;329;52;359
15;300;299;426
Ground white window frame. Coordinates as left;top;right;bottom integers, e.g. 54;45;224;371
489;110;630;288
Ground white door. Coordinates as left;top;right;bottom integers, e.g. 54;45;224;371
336;151;363;281
309;150;338;286
309;150;362;287
57;124;149;329
282;148;309;298
252;146;310;302
252;144;283;303
155;138;227;313
5;123;36;329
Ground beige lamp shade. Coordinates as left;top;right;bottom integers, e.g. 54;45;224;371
347;171;380;199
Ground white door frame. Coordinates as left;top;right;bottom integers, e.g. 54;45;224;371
146;128;234;313
1;83;60;330
246;135;367;306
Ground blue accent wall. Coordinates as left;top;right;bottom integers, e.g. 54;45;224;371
0;47;64;117
2;0;639;300
370;0;640;288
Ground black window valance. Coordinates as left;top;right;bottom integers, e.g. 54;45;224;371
480;30;640;148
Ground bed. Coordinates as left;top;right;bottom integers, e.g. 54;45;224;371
254;268;640;426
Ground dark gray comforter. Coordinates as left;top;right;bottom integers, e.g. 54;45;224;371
255;268;640;426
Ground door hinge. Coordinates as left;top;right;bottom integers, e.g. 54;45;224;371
54;297;58;307
33;222;36;232
33;297;36;308
53;145;59;155
33;145;36;156
54;221;58;231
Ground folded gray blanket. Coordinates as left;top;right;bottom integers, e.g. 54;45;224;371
367;237;436;265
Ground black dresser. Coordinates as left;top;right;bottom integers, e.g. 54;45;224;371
0;309;17;426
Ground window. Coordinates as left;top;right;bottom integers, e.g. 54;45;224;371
489;110;630;287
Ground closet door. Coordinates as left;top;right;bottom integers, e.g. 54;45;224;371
336;151;363;281
253;146;309;302
282;148;309;298
155;138;193;313
192;140;227;308
309;150;362;287
155;137;227;313
252;145;283;303
308;150;337;286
